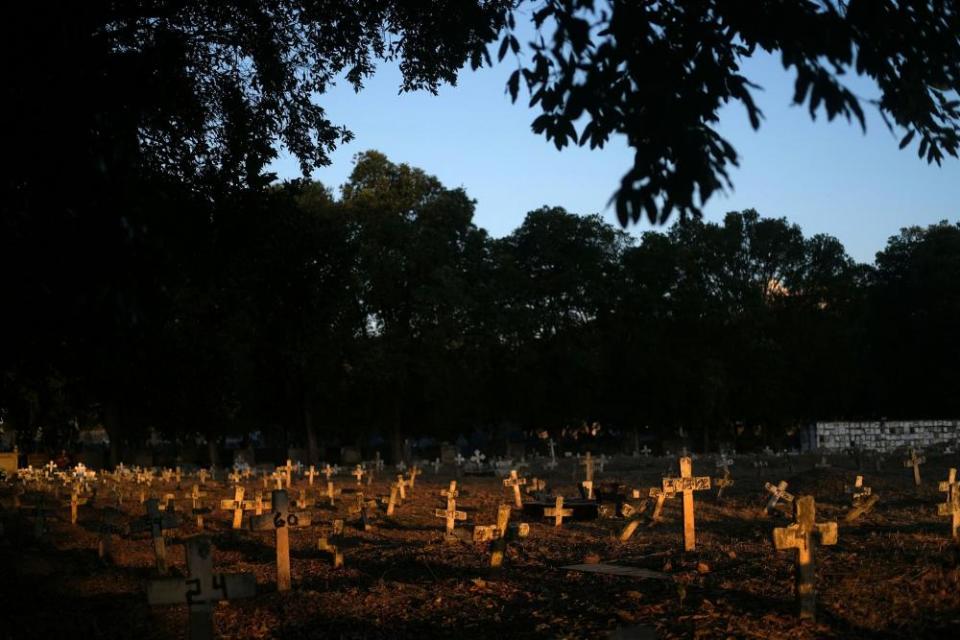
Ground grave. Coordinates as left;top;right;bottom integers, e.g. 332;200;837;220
503;470;526;508
772;495;837;620
937;468;960;541
661;456;710;551
249;489;312;591
147;536;256;640
129;498;179;574
764;480;794;515
903;448;926;486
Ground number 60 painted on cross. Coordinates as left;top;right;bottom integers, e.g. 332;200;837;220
272;512;299;528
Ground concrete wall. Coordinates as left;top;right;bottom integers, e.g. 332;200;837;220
814;420;959;452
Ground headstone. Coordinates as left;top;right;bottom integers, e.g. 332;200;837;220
435;491;466;538
147;536;256;640
772;496;837;620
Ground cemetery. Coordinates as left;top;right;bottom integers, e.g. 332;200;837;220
2;444;960;638
4;1;960;638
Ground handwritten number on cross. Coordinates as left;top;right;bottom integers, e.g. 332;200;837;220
272;512;299;528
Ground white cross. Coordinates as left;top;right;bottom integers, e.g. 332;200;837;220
454;453;465;466
432;458;441;473
640;446;652;456
470;450;486;467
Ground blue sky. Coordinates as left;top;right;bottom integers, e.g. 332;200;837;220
269;45;959;265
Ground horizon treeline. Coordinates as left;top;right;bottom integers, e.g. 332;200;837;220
3;151;959;463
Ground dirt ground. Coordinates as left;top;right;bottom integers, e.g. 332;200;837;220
2;454;959;639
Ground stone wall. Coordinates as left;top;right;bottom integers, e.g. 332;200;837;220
814;420;959;452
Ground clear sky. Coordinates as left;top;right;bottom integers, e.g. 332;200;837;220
268;46;959;265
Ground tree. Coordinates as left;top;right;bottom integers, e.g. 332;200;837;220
505;1;960;224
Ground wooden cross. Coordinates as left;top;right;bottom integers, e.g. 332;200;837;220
349;492;376;531
435;494;466;535
352;465;365;485
580;452;595;482
175;467;183;487
220;486;251;529
130;498;179;574
249;490;311;591
396;475;408;500
305;465;317;487
544;496;573;527
283;459;294;487
317;533;345;569
581;480;594;500
764;480;794;514
441;480;459;499
503;470;526;508
772;495;838;620
904;448;925;486
386;483;399;516
938;468;960;541
648;486;676;524
844;475;877;522
272;470;285;490
408;465;420;489
69;489;88;525
326;480;337;506
227;470;241;486
480;504;528;567
714;469;734;500
187;485;210;528
323;464;335;482
253;491;271;516
295;488;315;511
147;536;256;640
198;469;209;485
845;475;871;500
662;456;711;551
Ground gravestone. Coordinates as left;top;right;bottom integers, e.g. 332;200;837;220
503;470;526;508
544;496;573;527
844;475;878;522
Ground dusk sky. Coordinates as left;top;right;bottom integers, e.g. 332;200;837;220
270;46;960;265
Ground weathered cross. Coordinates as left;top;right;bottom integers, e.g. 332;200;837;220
283;459;294;487
249;490;311;591
305;465;317;487
503;470;526;508
581;479;595;500
130;498;179;574
187;485;210;528
937;468;960;541
764;480;794;514
714;468;734;500
220;486;251;529
662;456;711;551
580;452;595;483
407;465;420;489
470;450;486;467
295;488;315;511
227;470;241;486
648;485;676;523
640;445;652;456
844;475;878;522
396;475;408;500
435;490;467;536
68;489;88;525
352;465;365;485
903;448;925;486
544;495;573;527
147;536;256;640
323;464;335;482
772;495;838;620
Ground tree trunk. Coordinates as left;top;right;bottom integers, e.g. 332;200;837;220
304;390;320;464
104;401;121;469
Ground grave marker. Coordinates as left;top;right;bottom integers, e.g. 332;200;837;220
435;491;467;537
147;536;256;640
662;457;710;551
249;490;311;591
220;486;251;530
937;468;960;541
764;480;794;514
544;496;573;527
772;495;837;620
903;448;925;486
130;498;179;574
503;470;526;508
714;468;734;500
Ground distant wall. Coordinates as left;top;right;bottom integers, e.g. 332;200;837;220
813;420;959;452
